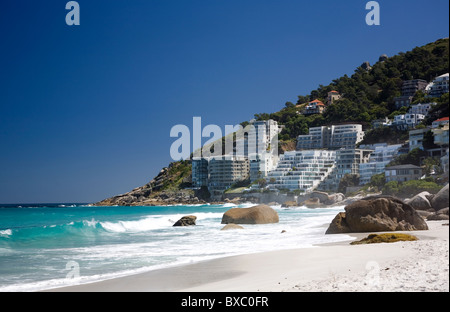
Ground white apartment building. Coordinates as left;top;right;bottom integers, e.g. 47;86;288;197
207;156;249;196
359;144;403;185
245;119;280;181
409;128;429;151
249;152;278;182
267;150;336;193
297;124;364;150
392;114;425;130
426;73;449;98
244;119;280;155
408;103;436;116
330;125;365;149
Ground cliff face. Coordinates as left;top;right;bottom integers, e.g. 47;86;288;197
94;161;204;206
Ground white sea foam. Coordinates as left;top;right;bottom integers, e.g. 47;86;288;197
0;229;12;237
100;212;224;233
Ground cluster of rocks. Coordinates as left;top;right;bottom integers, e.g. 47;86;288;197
280;192;346;208
326;183;449;234
405;184;449;221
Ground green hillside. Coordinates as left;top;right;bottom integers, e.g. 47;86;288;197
253;38;449;143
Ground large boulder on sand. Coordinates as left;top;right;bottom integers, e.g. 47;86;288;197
326;196;428;234
406;192;433;211
430;184;449;211
221;204;279;224
173;215;197;226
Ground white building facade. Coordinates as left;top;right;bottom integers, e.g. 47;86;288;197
359;144;403;185
267;150;336;193
297;124;364;150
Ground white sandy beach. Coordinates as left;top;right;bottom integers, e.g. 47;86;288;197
49;220;449;292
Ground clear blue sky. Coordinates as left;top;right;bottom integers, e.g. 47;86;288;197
0;0;448;204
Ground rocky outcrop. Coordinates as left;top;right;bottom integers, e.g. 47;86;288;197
282;201;298;208
326;196;428;234
93;161;207;207
430;184;449;211
297;192;346;206
299;197;321;208
427;208;449;221
173;215;197;226
406;192;433;211
221;204;279;225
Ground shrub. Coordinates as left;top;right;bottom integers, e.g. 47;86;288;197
397;180;442;197
382;181;399;196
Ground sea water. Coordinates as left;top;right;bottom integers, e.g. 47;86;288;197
0;203;350;291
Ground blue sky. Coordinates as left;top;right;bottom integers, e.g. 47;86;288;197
0;0;448;203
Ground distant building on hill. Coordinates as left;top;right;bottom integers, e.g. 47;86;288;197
372;117;392;129
303;99;326;115
432;117;449;128
402;79;428;96
385;164;422;183
394;95;414;109
408;103;436;116
432;124;449;146
391;113;425;130
409;128;429;152
426;73;449;98
296;124;364;150
358;143;403;185
394;79;428;109
327;91;341;105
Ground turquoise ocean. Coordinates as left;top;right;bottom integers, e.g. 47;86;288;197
0;203;350;291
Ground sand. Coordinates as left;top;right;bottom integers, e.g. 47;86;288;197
49;220;449;292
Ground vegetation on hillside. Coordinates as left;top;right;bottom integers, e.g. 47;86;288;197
252;38;449;143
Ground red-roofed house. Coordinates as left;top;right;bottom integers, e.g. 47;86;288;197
432;117;449;128
303;99;326;115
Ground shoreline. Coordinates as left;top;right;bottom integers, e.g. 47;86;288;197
48;220;449;292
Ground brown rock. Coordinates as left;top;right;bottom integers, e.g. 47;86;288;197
406;192;433;211
221;204;279;225
173;215;197;226
326;196;428;234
